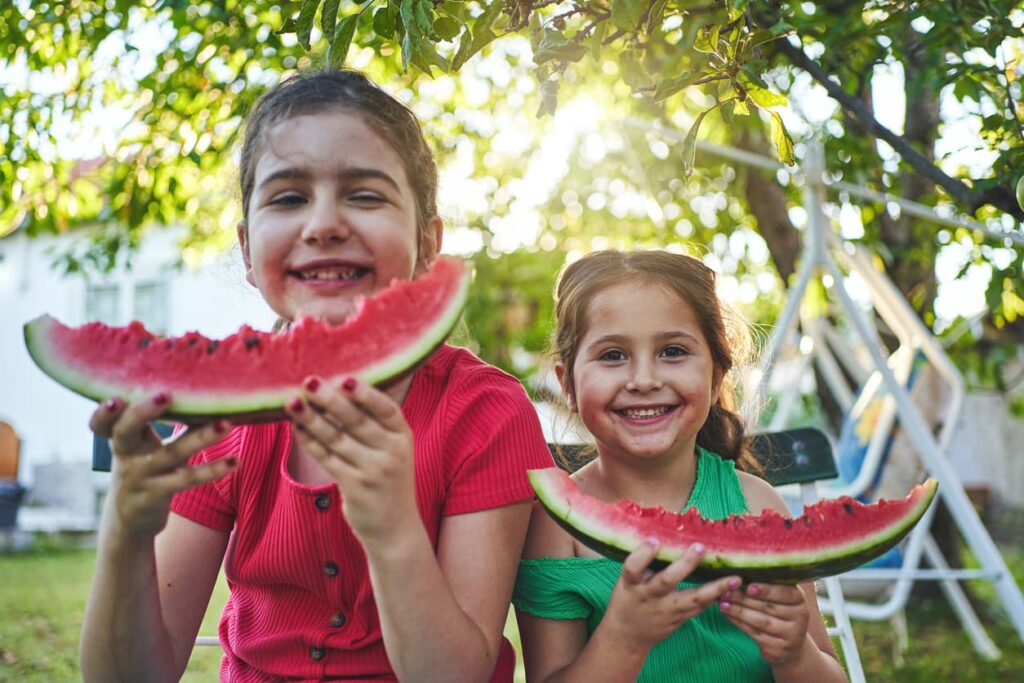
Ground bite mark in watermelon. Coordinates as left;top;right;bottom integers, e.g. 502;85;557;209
23;256;470;423
528;467;937;584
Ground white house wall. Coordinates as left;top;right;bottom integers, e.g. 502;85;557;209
0;227;276;488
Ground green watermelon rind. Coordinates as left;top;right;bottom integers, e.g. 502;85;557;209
528;468;938;584
23;261;471;422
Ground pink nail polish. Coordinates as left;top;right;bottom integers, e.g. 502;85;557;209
728;577;741;588
103;397;120;412
720;601;731;610
748;584;759;596
153;392;169;406
342;377;357;392
305;377;320;392
691;543;705;555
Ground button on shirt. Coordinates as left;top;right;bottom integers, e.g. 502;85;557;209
170;345;556;682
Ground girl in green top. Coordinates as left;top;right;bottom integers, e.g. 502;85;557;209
514;250;847;683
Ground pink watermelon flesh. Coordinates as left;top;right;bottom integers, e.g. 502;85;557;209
24;256;470;423
528;467;937;583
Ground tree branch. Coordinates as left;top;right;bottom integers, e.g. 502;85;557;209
775;38;1024;220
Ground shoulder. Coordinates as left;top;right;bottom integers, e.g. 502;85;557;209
428;345;535;407
736;470;791;516
522;500;575;560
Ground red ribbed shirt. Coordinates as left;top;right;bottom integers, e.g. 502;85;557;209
170;345;554;681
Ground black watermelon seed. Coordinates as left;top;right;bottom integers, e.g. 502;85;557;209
245;336;260;349
187;338;198;347
843;502;854;515
784;518;793;529
165;340;174;350
138;337;153;349
207;340;220;354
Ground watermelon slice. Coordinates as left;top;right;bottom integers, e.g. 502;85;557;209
23;256;470;423
528;467;938;583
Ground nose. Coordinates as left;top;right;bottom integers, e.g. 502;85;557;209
301;197;351;244
626;359;663;393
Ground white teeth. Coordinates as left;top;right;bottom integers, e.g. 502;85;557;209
622;406;671;418
300;269;361;281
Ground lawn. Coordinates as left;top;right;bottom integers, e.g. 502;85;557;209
1;536;1022;682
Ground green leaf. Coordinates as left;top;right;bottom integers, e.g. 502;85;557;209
327;14;358;68
695;24;719;54
321;0;340;44
295;0;322;51
646;0;670;35
769;110;795;165
451;0;502;71
590;18;609;60
373;6;395;38
653;72;697;102
434;16;462;41
610;0;644;32
619;51;647;89
681;106;715;182
533;29;587;66
538;78;559;117
739;70;788;108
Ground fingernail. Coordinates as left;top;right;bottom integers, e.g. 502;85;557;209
224;455;238;467
719;601;731;610
747;584;759;596
103;397;120;412
153;392;169;406
691;543;705;555
288;397;304;413
213;420;229;434
342;377;357;392
728;577;741;588
304;377;320;392
646;537;659;548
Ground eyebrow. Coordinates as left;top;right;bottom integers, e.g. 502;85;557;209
589;331;701;346
256;166;402;193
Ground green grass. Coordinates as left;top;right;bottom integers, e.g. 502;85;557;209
1;537;1022;682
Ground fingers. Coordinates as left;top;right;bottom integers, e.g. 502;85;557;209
149;453;239;496
621;540;659;585
143;420;234;475
291;375;407;447
109;392;174;455
719;583;807;638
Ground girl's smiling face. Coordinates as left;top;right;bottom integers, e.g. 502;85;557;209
560;280;722;463
239;110;440;325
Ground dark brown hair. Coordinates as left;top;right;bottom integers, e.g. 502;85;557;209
238;69;438;240
552;250;758;472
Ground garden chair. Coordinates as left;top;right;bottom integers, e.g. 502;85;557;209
739;176;1019;659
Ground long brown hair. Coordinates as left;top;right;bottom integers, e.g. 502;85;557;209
552;250;759;472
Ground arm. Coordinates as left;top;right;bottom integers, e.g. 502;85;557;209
371;501;533;682
726;473;848;683
79;395;235;683
287;375;534;682
517;502;737;683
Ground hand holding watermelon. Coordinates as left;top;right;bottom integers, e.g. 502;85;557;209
718;582;813;668
286;375;419;548
599;541;740;653
89;392;238;538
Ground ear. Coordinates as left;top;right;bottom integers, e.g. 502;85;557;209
554;362;576;413
237;220;255;287
414;216;444;276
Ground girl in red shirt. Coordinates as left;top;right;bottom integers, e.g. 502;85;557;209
80;70;554;683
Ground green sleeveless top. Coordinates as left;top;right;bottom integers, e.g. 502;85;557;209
513;448;774;682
